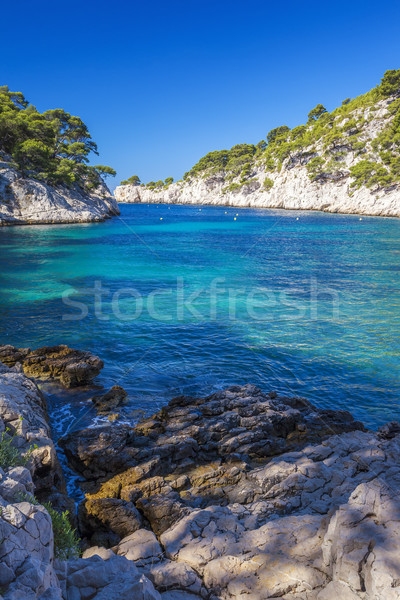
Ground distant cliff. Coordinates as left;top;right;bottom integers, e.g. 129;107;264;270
116;70;400;217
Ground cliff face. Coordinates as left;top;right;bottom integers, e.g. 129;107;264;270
115;97;400;217
0;161;120;226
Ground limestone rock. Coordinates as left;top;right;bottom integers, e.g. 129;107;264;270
80;497;143;542
117;529;162;563
0;161;119;226
0;362;66;497
0;344;104;387
56;554;161;600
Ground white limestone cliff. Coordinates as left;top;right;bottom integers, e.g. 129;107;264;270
115;99;400;217
0;161;119;226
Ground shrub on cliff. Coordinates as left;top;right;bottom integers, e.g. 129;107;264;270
42;502;80;559
350;160;393;189
0;422;37;469
263;177;274;190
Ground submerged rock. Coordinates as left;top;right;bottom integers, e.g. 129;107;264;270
90;385;128;414
0;344;104;387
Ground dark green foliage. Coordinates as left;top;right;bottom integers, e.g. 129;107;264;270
121;175;141;186
173;70;400;192
291;125;306;140
266;125;290;145
380;69;400;97
165;176;174;186
94;165;116;178
43;503;80;560
307;156;326;181
146;180;165;189
256;140;267;152
0;85;113;189
350;160;393;189
307;104;327;124
184;144;256;179
17;492;80;560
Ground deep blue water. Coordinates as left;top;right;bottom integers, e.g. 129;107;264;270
0;203;399;435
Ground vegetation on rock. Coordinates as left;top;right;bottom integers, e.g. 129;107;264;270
0;86;114;190
129;69;400;195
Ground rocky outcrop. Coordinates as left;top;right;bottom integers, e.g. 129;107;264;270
0;161;119;226
0;361;66;500
0;363;164;600
0;345;104;388
58;384;400;599
0;467;162;600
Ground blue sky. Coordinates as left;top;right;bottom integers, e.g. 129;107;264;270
2;0;400;190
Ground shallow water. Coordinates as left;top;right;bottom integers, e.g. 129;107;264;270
0;203;399;436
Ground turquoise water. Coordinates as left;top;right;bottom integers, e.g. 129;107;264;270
0;203;399;432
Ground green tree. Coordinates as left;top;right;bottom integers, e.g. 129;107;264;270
267;126;290;145
94;165;116;179
13;139;52;174
380;69;400;97
0;86;115;190
165;176;174;186
121;175;141;185
256;140;267;152
307;104;327;123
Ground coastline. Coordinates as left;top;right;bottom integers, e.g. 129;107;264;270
2;347;400;599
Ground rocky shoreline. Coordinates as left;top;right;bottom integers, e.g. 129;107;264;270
0;163;119;226
115;168;400;218
1;347;400;599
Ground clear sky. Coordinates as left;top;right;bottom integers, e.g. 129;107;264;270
2;0;400;190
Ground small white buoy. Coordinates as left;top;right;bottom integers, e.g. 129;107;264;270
225;211;227;214
296;217;299;220
160;217;163;220
236;213;239;216
234;217;237;221
359;217;362;221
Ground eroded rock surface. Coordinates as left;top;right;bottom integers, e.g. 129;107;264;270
0;363;162;600
0;161;119;226
0;362;65;499
0;344;104;387
57;384;400;599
